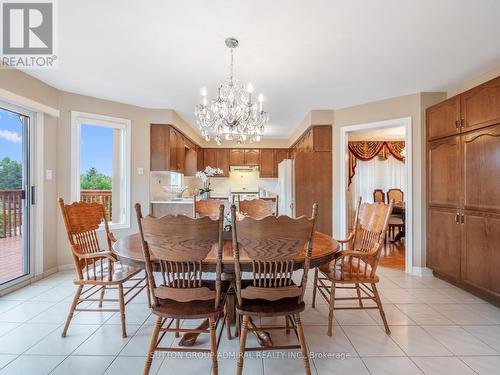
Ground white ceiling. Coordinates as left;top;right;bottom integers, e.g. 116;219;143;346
25;0;500;138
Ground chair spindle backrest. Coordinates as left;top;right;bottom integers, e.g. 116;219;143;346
387;189;404;204
238;198;278;219
136;204;224;308
231;204;317;305
373;189;385;203
58;198;112;281
193;197;226;219
349;197;394;277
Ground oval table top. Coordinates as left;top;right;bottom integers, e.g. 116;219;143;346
113;231;340;272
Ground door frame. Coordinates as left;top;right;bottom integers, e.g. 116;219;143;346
339;117;413;273
0;100;43;291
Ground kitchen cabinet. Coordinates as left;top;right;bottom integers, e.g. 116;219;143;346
426;75;500;304
427;207;462;283
169;128;178;171
203;148;229;176
244;149;260;165
461;76;500;132
427;136;461;208
176;133;186;173
229;149;245;165
275;149;289;176
150;124;169;171
426;96;461;140
259;149;275;177
196;146;204;171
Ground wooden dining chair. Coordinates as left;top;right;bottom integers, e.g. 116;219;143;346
373;189;385;203
136;203;229;375
231;204;318;375
386;189;404;239
311;197;394;335
193;197;226;219
238;198;278;219
58;198;148;338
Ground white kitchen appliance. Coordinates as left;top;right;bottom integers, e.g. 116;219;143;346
278;159;294;217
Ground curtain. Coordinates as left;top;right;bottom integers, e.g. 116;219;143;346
348;141;405;186
348;156;405;228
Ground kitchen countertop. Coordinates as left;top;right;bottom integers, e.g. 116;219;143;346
150;199;194;205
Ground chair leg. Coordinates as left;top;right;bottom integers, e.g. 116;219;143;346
98;286;106;308
209;316;218;375
355;283;363;307
235;312;240;338
145;277;152;308
175;319;180;338
62;285;83;337
311;267;318;308
285;315;290;334
372;283;390;334
295;314;311;375
327;282;336;336
236;315;249;375
118;283;127;338
225;312;232;340
144;316;162;375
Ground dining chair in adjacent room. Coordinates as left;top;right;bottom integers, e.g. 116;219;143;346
311;197;394;335
58;198;149;338
193;197;226;219
136;203;229;375
231;203;318;375
373;189;385;203
238;198;278;219
386;189;404;239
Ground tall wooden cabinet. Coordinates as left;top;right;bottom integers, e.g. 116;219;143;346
426;76;500;304
291;126;332;235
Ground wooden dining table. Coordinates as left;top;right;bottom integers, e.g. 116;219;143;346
113;231;340;346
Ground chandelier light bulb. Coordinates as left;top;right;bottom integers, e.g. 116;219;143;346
255;135;261;142
247;82;254;93
200;87;207;97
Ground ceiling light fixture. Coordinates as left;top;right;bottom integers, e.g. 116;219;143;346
195;37;269;145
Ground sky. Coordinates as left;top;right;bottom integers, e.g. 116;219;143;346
1;108;113;177
80;124;113;177
0;108;23;162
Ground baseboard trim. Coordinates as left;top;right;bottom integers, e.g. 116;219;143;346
411;267;433;276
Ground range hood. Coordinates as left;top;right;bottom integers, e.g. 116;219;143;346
230;165;259;172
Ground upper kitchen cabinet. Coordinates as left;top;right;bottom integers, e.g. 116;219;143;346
259;149;275;177
150;124;170;171
313;126;332;151
203;148;229;176
229;149;245;165
150;124;200;174
461;76;500;132
426;96;461;140
244;149;260;165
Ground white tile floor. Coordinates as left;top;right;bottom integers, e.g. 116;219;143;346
0;267;499;374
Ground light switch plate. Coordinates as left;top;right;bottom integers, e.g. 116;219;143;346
45;169;53;180
137;167;144;175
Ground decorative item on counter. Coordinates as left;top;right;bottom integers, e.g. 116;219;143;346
195;166;223;199
161;185;188;200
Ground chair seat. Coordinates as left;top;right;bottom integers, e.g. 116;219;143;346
151;280;230;319
74;263;142;285
319;261;379;284
236;279;305;317
388;215;404;226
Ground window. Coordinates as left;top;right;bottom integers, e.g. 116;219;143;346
71;111;131;229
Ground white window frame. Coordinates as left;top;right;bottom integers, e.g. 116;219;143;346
70;111;131;230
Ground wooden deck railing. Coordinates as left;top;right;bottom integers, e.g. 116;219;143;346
80;190;112;221
0;189;112;239
0;190;23;239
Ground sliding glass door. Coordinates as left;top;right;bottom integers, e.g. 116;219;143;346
0;105;31;286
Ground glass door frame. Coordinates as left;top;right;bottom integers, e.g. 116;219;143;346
0;100;36;290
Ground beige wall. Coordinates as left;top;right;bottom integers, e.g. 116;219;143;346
332;93;446;268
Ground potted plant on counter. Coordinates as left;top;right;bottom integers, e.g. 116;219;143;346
196;166;223;199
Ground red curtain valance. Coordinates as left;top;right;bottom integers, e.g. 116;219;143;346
348;141;405;186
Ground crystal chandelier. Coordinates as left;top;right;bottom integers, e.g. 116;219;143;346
195;38;269;145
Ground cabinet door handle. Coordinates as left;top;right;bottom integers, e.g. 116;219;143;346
455;213;460;224
455;120;460;129
461;214;465;224
460;118;465;128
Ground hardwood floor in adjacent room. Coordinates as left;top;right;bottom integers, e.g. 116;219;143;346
379;241;405;271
